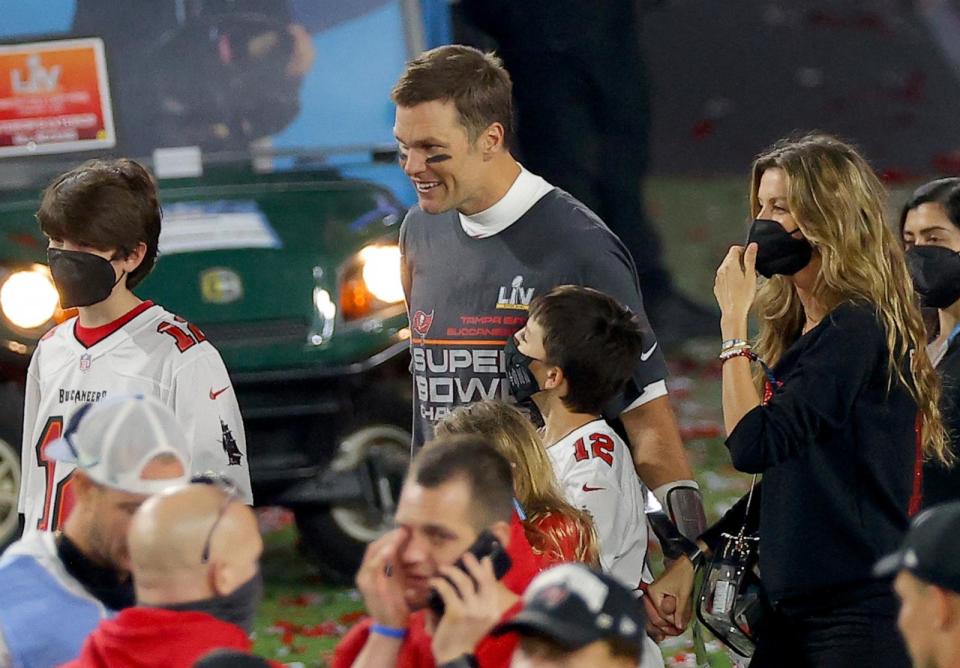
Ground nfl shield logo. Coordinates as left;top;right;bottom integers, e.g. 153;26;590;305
79;353;92;372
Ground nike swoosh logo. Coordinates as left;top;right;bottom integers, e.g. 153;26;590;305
640;342;659;361
582;484;605;492
209;386;230;400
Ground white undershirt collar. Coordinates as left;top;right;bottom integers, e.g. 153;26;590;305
458;167;553;238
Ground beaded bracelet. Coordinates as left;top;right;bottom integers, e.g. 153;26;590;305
720;344;751;359
719;348;757;363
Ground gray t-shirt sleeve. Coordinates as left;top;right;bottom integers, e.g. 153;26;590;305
575;228;668;412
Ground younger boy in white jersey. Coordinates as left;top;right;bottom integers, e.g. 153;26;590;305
19;159;252;535
506;285;664;667
506;285;653;588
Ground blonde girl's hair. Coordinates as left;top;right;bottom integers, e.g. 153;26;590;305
750;133;950;464
435;400;600;565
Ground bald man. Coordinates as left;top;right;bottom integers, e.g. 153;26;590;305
0;396;189;668
64;481;270;668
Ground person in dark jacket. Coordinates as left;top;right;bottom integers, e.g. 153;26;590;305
644;134;949;667
900;178;960;507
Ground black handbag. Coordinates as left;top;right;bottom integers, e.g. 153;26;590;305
696;477;770;657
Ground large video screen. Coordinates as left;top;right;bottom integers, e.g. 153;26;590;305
0;0;420;159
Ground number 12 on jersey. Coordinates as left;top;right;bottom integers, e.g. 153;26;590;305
573;432;615;466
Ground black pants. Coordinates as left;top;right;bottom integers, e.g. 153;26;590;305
751;590;910;668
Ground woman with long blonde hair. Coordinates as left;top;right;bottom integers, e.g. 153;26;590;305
646;134;944;667
435;400;599;567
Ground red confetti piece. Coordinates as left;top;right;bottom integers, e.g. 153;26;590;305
703;361;723;380
932;153;960;174
278;593;322;607
896;71;925;104
680;423;724;441
687;224;710;243
690;119;715;141
338;610;366;625
806;9;891;34
879;168;914;185
267;621;297;645
269;619;349;645
669;356;709;375
256;506;295;533
218;34;233;64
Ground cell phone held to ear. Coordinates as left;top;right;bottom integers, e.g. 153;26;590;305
427;530;512;617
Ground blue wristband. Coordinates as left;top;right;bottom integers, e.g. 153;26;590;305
371;623;407;639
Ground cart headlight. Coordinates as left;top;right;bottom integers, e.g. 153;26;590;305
0;266;60;330
340;244;404;321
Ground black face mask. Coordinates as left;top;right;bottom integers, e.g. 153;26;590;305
503;336;543;404
163;568;263;633
906;245;960;309
746;219;813;278
47;248;124;308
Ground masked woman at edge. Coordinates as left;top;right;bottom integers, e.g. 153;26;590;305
644;134;949;667
901;178;960;507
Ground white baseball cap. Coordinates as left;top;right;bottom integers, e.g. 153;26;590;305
46;395;191;495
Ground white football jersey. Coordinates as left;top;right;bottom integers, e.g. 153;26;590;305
18;302;252;535
547;419;649;590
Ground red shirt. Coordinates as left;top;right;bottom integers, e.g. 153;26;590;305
332;600;524;668
333;516;542;668
74;300;154;347
61;607;278;668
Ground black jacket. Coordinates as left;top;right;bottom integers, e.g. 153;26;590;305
706;302;917;604
925;336;960;506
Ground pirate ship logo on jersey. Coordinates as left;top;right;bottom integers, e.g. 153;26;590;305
412;310;434;338
79;353;92;372
220;419;243;466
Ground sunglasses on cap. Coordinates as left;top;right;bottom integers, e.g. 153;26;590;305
191;473;241;564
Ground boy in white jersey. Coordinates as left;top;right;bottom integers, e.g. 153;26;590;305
507;285;652;587
18;159;252;535
507;285;664;667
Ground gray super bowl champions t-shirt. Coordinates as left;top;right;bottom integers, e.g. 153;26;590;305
400;172;668;447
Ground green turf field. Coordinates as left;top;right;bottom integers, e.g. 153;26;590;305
250;176;919;666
